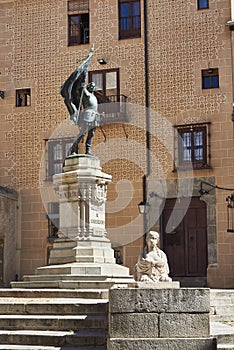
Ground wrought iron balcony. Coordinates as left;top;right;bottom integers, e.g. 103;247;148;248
97;94;129;124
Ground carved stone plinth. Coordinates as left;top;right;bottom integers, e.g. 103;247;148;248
11;154;133;289
53;155;112;242
11;154;134;289
50;155;115;265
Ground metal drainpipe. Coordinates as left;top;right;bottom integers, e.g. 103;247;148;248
143;0;150;246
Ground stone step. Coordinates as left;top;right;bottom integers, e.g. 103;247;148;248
0;315;107;332
35;263;131;277
0;330;106;347
0;289;108;349
210;305;234;317
0;288;109;299
210;315;234;322
218;345;234;350
0;346;106;350
210;290;234;322
211;321;234;350
10;280;123;289
0;298;108;315
23;274;131;282
210;290;234;304
216;334;234;345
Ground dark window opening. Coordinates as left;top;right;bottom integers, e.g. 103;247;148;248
68;0;89;46
197;0;209;10
202;68;219;89
47;202;59;242
16;89;31;107
119;0;141;39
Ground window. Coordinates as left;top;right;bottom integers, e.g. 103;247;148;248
175;123;210;170
89;69;128;122
47;138;73;179
16;89;31;107
197;0;209;10
68;0;89;46
119;0;141;39
47;202;59;242
202;68;219;89
89;69;120;103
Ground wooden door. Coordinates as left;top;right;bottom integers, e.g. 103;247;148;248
162;198;207;277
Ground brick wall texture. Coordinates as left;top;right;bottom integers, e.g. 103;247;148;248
0;0;234;287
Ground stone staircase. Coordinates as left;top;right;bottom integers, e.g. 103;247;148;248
0;287;232;349
0;288;109;349
210;289;234;350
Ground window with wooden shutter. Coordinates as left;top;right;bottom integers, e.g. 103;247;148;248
68;0;89;46
119;0;141;39
174;123;211;170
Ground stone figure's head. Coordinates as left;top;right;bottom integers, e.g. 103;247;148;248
87;82;95;92
146;231;160;251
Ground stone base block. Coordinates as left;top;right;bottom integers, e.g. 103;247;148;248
49;239;116;265
110;313;159;338
108;338;217;350
110;312;210;338
108;287;215;350
109;287;210;314
49;240;77;265
75;240;115;264
160;313;210;338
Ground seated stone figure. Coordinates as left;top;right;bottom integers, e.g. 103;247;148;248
134;230;172;283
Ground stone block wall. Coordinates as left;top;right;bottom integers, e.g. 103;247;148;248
108;286;217;350
0;186;19;286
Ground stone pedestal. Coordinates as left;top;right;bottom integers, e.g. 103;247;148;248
11;155;133;289
50;155;116;265
108;286;217;350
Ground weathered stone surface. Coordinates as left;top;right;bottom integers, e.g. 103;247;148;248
159;313;210;338
109;313;158;338
108;337;217;350
132;281;180;289
109;287;210;314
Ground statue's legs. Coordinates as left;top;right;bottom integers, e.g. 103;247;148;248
68;125;96;156
68;124;88;155
85;127;96;155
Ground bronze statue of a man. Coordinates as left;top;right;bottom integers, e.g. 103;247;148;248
60;47;100;156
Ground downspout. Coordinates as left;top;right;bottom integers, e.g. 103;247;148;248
142;0;150;244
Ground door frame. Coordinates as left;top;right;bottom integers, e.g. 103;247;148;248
161;197;208;278
159;177;217;269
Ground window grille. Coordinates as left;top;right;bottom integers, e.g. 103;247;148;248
174;123;211;170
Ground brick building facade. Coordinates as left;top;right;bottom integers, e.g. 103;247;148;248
0;0;234;287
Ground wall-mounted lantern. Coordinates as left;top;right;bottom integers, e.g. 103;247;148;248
138;192;157;215
226;193;234;232
199;181;234;233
